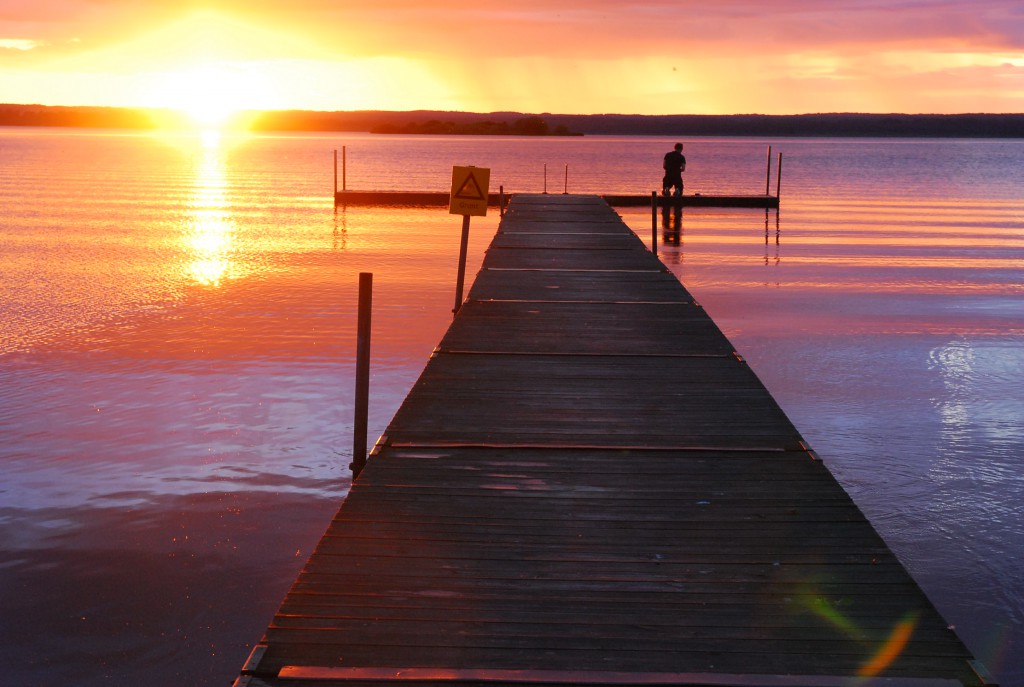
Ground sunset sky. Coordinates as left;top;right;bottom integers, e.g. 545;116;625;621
1;1;1023;118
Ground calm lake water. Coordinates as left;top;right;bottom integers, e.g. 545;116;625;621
1;128;1022;686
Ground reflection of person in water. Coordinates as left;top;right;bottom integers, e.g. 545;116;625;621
662;201;682;246
662;143;686;197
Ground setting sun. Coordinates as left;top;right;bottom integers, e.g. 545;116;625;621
111;11;306;128
151;63;262;128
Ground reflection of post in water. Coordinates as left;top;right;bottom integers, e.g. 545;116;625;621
333;205;348;251
763;209;781;266
661;202;683;246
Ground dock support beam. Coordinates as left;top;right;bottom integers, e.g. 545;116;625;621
351;272;372;479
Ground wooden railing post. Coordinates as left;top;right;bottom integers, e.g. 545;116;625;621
776;152;783;199
351;272;372;479
651;191;658;256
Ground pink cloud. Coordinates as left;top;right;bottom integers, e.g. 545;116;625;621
2;0;1022;59
2;0;1022;113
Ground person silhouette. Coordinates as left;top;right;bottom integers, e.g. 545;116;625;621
662;143;686;197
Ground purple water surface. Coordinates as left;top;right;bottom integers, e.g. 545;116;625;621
2;129;1022;686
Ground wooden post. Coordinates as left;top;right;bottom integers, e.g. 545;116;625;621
651;191;658;256
351;272;372;479
563;164;568;194
334;149;338;196
765;145;772;196
342;146;347;192
499;185;505;217
543;164;548;194
453;215;471;314
776;152;783;199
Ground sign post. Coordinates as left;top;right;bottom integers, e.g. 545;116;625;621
449;166;490;313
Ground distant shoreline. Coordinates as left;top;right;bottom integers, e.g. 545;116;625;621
2;104;1023;138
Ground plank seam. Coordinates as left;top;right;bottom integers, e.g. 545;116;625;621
384;442;793;452
482;268;667;273
277;666;964;687
434;350;732;358
470;299;692;305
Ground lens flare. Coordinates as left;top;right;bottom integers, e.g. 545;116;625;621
858;613;920;677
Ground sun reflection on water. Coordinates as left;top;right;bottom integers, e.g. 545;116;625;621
185;131;235;286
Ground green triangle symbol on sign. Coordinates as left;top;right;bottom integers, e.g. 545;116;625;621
454;173;485;201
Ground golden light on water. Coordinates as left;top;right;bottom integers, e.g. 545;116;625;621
185;132;235;285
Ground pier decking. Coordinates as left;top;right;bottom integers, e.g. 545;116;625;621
236;195;985;687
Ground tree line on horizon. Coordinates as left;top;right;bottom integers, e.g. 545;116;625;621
370;115;581;136
2;104;1023;137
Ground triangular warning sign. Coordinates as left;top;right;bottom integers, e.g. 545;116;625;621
450;166;490;216
454;172;486;201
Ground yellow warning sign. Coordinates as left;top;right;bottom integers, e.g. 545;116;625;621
449;166;490;216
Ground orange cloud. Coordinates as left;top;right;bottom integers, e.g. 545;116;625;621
1;1;1022;114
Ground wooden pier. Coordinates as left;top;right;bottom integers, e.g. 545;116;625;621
334;191;779;209
236;195;986;687
332;144;781;210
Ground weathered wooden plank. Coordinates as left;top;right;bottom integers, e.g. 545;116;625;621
256;645;972;680
265;670;957;687
384;354;802;450
262;631;971;668
275;594;945;621
268;596;945;627
350;476;857;497
255;646;975;681
498;221;631;234
363;447;823;473
439;301;735;355
318;524;893;551
482;248;666;270
305;528;905;561
286;574;930;600
467;269;687;302
264;622;964;654
490;233;647;250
